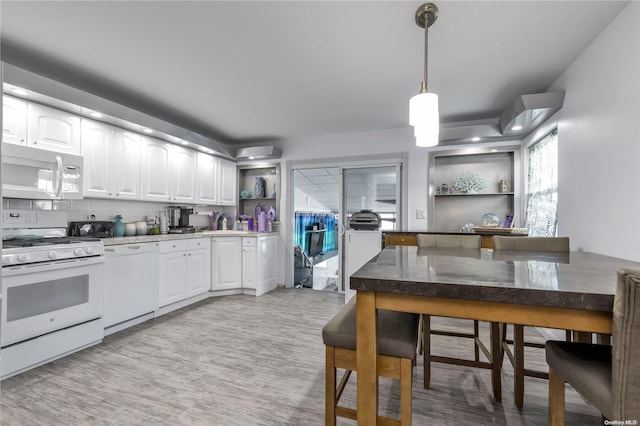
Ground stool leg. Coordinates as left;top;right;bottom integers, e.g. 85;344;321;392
490;322;502;401
423;315;431;389
473;320;480;362
514;325;524;409
400;357;413;426
548;367;565;426
326;346;336;426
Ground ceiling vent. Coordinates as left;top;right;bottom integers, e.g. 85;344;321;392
235;145;282;160
499;91;565;137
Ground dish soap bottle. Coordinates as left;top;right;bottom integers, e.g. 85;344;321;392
114;215;125;237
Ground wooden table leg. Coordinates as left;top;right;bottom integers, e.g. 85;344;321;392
356;291;378;425
490;322;502;401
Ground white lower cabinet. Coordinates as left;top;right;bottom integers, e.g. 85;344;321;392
243;235;278;296
159;238;211;307
211;237;242;291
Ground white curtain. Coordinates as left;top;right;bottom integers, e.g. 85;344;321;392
525;130;558;237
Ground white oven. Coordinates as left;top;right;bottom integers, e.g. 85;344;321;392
1;256;103;347
1;210;105;379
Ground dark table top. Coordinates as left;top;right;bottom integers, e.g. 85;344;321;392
350;246;640;312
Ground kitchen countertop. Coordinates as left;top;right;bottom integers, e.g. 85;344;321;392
102;230;278;246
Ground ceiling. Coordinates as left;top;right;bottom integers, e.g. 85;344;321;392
0;1;629;148
294;167;397;213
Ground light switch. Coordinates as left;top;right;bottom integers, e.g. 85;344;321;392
416;209;425;219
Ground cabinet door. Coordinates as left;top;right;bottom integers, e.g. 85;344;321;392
2;96;27;145
171;146;197;203
242;245;257;289
158;252;187;307
113;130;141;200
256;236;277;296
140;137;172;202
28;103;81;154
196;152;219;204
211;237;242;290
186;248;210;297
218;158;237;206
81;119;114;198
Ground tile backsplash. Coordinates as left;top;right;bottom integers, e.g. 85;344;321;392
3;198;235;228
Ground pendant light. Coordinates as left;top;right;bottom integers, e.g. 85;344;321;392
410;3;439;147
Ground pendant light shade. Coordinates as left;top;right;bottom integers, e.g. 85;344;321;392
411;3;439;147
410;92;439;147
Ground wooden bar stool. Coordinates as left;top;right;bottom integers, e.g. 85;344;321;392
492;235;570;409
322;297;419;426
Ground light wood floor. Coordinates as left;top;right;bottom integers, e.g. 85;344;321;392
1;288;601;425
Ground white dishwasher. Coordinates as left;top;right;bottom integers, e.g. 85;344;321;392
104;242;160;333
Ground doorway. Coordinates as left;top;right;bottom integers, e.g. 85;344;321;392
291;162;401;292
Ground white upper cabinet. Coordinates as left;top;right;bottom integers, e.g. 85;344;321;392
140;137;197;203
81;120;141;200
140;137;172;201
218;158;237;206
2;96;27;145
81;119;114;198
28;103;81;154
113;129;142;200
171;146;197;203
196;152;219;205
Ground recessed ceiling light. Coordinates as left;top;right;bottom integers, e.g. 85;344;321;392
11;88;29;96
511;125;523;131
248;156;255;160
472;137;480;142
180;141;189;146
89;112;103;118
143;128;153;134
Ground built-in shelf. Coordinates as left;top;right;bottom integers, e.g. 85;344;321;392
435;192;515;197
237;164;280;220
429;146;521;231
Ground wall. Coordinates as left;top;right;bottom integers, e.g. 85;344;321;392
2;197;234;230
548;1;640;261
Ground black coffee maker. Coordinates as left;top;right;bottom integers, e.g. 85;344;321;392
179;207;193;228
167;206;195;233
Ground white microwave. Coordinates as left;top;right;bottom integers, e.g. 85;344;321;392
2;143;83;199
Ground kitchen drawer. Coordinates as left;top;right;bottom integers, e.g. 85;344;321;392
187;238;210;250
242;237;256;247
384;234;417;247
159;239;187;253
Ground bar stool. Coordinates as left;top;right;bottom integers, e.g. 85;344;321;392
322;297;419;426
492;235;570;408
416;234;501;395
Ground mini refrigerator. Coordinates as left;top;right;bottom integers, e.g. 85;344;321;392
344;229;382;303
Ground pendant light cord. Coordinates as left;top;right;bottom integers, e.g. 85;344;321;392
422;18;429;93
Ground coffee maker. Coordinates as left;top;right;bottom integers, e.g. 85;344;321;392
167;206;195;233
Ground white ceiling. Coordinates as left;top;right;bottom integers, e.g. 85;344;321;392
0;1;629;147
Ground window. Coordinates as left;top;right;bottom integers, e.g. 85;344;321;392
525;129;558;236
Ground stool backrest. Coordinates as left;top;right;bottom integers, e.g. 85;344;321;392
417;234;481;249
491;236;569;252
612;269;640;420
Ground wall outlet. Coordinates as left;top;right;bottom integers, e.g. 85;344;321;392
416;209;426;219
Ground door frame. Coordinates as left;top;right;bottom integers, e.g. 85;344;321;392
285;152;408;290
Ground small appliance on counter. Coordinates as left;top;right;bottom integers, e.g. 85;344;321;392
167;206;195;233
349;210;382;230
69;221;115;238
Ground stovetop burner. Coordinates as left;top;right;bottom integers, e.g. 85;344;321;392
3;236;101;249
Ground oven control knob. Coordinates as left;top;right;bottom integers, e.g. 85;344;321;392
86;247;97;255
17;253;31;263
48;251;59;260
2;255;15;265
73;248;85;256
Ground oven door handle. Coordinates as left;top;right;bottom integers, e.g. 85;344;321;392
53;155;64;198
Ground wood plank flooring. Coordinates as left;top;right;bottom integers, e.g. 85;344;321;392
1;288;601;425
